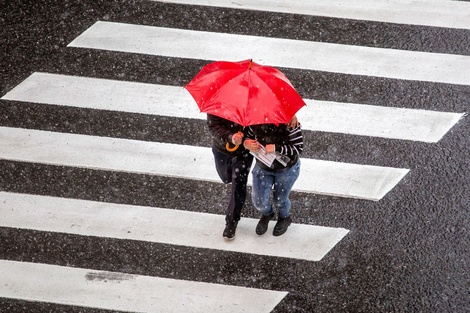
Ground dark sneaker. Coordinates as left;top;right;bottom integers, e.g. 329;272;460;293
256;212;275;235
223;221;238;240
273;216;292;236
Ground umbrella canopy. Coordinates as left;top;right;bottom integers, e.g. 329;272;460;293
185;59;305;127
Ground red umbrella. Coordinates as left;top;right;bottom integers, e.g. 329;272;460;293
185;59;305;127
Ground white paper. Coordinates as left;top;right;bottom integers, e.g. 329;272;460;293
250;145;276;167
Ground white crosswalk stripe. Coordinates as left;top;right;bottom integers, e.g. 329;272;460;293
1;0;467;311
2;72;464;142
0;126;408;200
156;0;470;30
69;21;470;85
0;192;349;261
0;260;287;312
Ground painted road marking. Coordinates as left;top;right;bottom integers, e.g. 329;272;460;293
0;127;408;200
0;192;349;261
2;72;464;142
155;0;470;30
0;259;287;312
68;21;470;86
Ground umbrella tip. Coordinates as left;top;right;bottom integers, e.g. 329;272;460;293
249;59;252;69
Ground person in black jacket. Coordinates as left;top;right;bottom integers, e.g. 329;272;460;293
243;123;303;236
207;114;253;240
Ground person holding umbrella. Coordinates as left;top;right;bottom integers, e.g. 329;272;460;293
243;122;303;236
207;114;299;240
185;59;305;240
206;114;253;240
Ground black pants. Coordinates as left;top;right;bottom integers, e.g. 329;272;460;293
212;148;254;223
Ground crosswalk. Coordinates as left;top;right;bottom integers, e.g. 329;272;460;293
0;260;287;312
0;0;467;312
0;192;348;261
68;21;470;85
0;126;408;200
156;0;470;30
3;72;463;142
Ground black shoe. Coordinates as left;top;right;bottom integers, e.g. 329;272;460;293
273;216;292;236
223;221;238;240
256;212;275;235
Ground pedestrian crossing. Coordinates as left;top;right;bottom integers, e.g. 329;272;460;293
0;192;348;261
3;72;464;142
0;260;287;312
156;0;470;30
68;21;470;85
0;0;467;312
0;126;408;200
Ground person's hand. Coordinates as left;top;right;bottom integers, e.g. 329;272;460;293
288;115;299;128
231;131;244;146
244;139;260;151
265;144;275;154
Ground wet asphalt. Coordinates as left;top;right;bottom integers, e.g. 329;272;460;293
0;1;469;312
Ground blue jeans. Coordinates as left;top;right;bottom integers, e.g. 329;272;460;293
251;160;300;219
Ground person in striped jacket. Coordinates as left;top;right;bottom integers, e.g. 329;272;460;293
243;122;303;236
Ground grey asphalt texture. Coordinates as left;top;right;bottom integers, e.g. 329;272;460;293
1;1;469;312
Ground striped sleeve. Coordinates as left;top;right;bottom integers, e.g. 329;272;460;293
245;126;256;139
277;124;303;156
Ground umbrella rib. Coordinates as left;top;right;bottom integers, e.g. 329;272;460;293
249;70;288;124
246;63;253;125
205;69;251;126
253;69;301;123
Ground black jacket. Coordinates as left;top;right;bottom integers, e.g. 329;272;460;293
206;114;250;156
